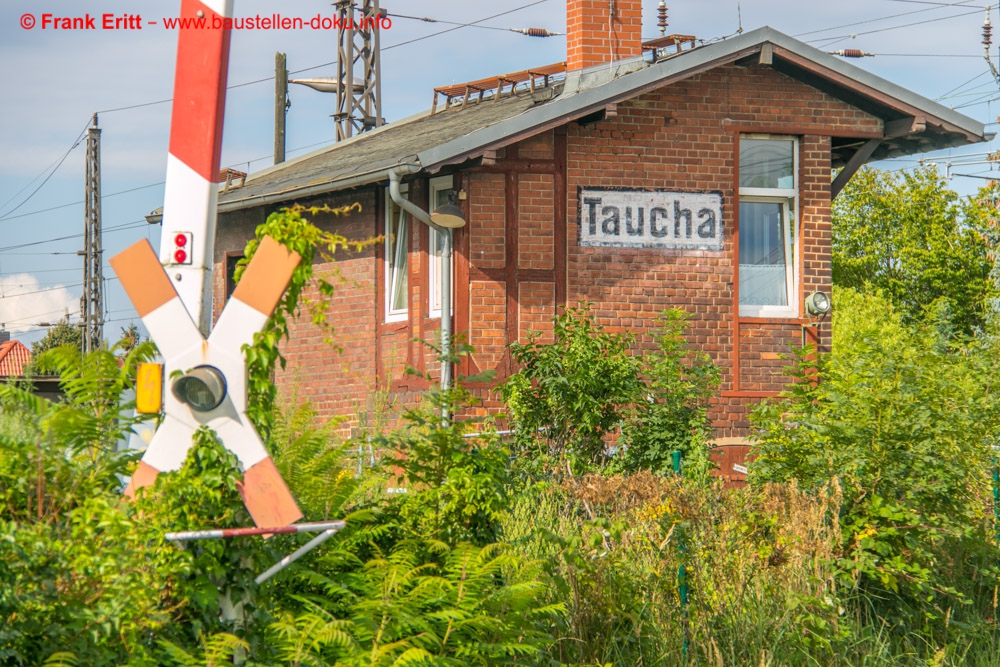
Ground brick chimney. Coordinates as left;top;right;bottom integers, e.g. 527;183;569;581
567;0;644;71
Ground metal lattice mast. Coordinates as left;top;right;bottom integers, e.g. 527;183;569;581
335;0;384;141
81;113;104;353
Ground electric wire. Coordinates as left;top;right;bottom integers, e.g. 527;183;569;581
0;182;166;224
387;12;532;33
0;222;147;255
885;0;984;5
938;70;991;99
795;0;990;38
804;6;987;46
0;121;90;220
95;0;554;115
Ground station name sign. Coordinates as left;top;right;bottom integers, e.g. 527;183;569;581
579;188;723;250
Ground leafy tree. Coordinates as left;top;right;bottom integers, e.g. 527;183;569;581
117;323;142;353
750;288;1000;633
832;166;995;335
28;317;83;374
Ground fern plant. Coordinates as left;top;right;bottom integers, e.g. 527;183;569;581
266;540;561;666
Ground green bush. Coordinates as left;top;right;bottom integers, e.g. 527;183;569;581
751;288;1000;641
614;309;720;478
502;305;642;472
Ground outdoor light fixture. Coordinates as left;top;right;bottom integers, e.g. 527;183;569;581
171;365;227;412
430;195;467;229
805;291;832;316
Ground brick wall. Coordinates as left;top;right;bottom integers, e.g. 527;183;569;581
567;0;643;71
214;189;379;432
457;63;878;436
214;61;878;439
562;64;875;435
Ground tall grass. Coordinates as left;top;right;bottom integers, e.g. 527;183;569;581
501;472;1000;666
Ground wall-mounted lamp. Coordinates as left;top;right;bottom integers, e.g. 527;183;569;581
805;291;832;317
430;193;467;229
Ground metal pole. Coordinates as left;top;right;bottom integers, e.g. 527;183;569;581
274;52;287;165
255;528;340;584
673;450;689;663
81;113;104;353
166;520;345;541
993;463;999;546
387;168;452;391
441;228;453;391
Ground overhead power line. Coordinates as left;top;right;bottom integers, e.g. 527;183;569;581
0;120;90;220
0;221;146;255
807;6;988;47
96;0;554;116
795;0;991;38
0;182;165;224
387;10;560;36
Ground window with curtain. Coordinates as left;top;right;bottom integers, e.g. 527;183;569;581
739;136;797;316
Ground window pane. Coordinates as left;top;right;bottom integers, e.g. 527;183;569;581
388;204;408;313
739;201;788;306
429;228;446;312
740;138;794;189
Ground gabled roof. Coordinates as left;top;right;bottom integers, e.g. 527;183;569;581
210;26;990;215
0;339;32;376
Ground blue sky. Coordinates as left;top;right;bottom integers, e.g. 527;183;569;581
0;0;997;345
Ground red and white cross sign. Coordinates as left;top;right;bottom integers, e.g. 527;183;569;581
110;236;303;528
109;0;302;527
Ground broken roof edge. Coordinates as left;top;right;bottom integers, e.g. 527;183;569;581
417;26;989;172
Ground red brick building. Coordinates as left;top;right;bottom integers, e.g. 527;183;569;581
204;2;989;437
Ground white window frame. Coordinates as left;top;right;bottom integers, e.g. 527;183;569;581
738;135;799;318
384;185;409;323
428;175;454;319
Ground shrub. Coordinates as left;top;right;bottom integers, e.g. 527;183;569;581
615;309;720;478
502;305;641;472
751;288;1000;639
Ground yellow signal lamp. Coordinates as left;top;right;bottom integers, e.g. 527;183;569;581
135;363;164;414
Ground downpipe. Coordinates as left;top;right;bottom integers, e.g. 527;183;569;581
388;168;452;393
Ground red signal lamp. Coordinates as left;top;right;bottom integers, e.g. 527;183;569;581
171;232;193;265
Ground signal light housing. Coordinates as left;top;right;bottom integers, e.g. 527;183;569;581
171;232;193;265
171;365;227;412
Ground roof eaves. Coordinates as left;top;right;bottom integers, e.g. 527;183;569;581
758;28;986;140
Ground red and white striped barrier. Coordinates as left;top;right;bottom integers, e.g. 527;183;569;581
108;0;307;529
161;0;234;334
166;521;346;541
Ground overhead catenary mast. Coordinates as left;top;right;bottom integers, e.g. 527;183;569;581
80;113;104;353
334;0;385;141
984;5;1000;86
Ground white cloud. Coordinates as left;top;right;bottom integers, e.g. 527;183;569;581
0;273;78;334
